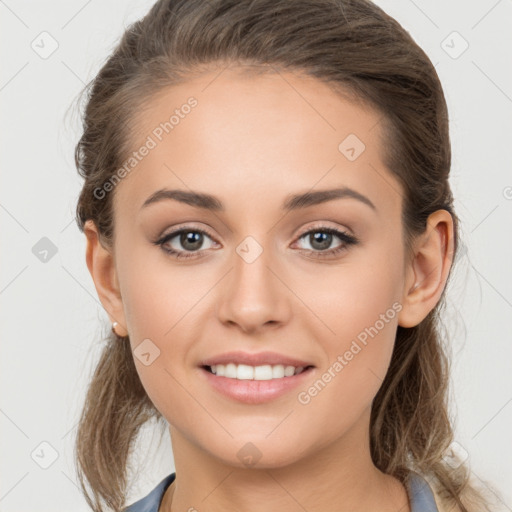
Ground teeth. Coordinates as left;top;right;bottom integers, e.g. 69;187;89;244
209;363;306;380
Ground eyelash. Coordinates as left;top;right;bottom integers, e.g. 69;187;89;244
153;225;359;260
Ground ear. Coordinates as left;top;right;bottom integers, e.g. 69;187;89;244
84;219;128;336
397;209;455;328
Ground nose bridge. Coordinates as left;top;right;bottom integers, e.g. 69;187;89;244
216;233;289;331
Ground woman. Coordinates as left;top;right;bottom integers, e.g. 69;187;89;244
72;0;499;511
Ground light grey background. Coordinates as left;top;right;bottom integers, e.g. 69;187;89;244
1;1;511;510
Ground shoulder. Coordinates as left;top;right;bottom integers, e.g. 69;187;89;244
123;473;176;512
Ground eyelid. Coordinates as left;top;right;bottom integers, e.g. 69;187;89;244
294;220;354;238
157;222;218;241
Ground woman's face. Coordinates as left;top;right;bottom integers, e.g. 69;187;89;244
108;67;412;468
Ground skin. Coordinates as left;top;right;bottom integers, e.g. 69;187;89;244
84;66;454;512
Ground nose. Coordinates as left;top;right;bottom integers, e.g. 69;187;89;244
215;238;291;334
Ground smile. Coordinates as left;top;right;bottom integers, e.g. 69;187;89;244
200;364;315;404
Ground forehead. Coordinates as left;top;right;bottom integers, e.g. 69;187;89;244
112;68;401;220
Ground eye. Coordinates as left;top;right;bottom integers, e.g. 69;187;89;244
153;224;359;260
293;225;359;259
154;227;218;260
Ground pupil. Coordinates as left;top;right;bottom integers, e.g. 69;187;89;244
311;232;331;250
181;231;202;250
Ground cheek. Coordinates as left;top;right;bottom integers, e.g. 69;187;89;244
294;289;400;443
117;245;205;340
302;254;402;348
298;256;402;410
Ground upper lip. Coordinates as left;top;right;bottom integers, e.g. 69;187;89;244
200;351;314;368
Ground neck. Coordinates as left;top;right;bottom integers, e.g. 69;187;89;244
161;408;410;512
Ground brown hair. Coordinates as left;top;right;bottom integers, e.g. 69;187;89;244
72;0;499;511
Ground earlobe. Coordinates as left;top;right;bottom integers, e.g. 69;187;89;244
397;210;455;328
84;220;128;334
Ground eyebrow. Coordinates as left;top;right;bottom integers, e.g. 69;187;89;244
140;187;377;212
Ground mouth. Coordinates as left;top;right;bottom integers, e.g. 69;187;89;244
199;364;316;404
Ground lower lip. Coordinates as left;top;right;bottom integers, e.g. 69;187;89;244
199;366;315;404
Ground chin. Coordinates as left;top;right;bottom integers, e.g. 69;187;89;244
208;438;310;470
